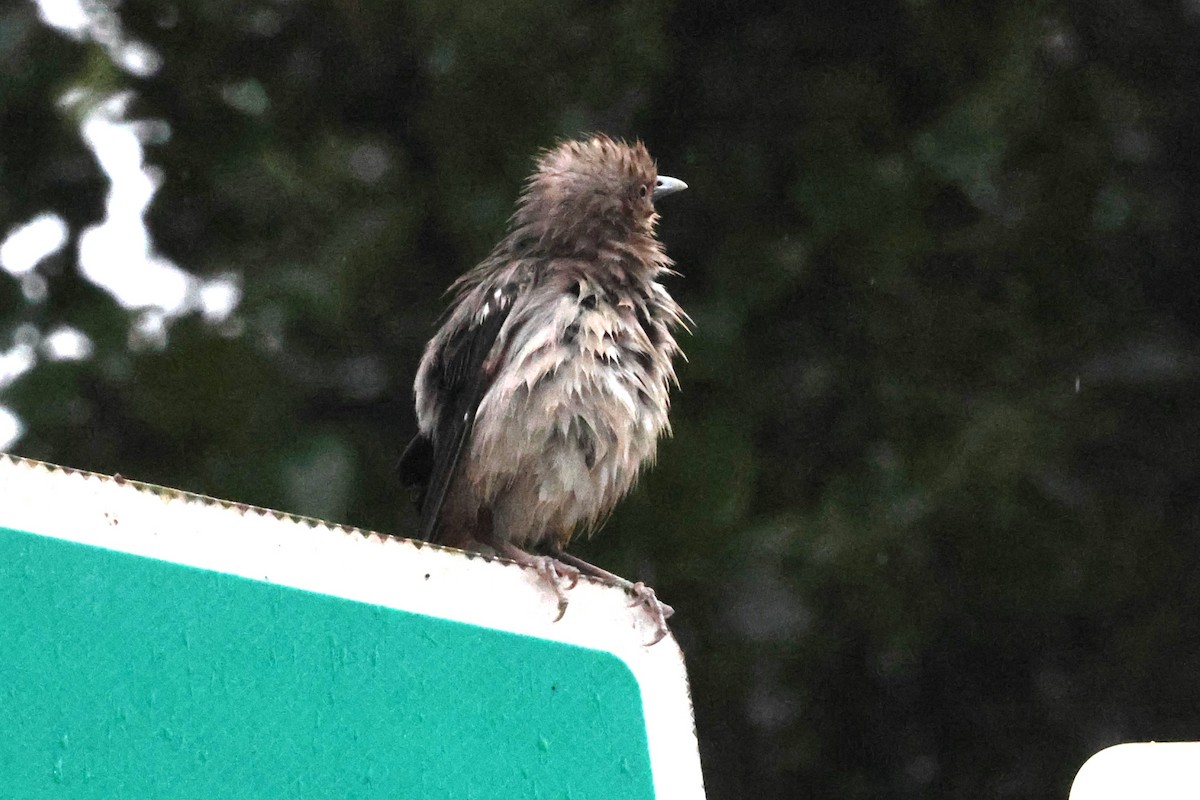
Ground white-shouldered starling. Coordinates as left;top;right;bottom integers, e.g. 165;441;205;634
399;135;688;642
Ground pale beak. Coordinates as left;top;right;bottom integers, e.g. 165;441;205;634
653;175;688;201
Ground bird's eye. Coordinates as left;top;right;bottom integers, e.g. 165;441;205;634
639;184;649;198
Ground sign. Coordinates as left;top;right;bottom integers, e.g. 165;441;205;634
0;454;706;799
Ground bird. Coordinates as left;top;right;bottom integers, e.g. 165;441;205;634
398;134;688;643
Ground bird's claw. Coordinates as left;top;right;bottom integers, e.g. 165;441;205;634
532;556;581;622
628;581;674;645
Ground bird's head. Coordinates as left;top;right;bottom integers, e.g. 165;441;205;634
513;135;686;250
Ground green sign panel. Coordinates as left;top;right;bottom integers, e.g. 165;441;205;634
0;526;654;798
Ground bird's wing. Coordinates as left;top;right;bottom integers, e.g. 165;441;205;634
409;283;517;543
396;432;433;492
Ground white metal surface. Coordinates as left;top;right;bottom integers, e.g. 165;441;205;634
1071;742;1200;800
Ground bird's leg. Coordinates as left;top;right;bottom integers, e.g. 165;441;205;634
484;537;581;622
552;552;674;646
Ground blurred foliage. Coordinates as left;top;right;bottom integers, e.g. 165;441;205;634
4;0;1200;796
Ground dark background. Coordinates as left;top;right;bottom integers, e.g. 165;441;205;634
5;1;1200;796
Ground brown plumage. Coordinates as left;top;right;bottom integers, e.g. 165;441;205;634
398;135;687;641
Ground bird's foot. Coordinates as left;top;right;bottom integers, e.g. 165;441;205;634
490;540;580;621
553;552;674;646
532;555;581;622
628;582;674;646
